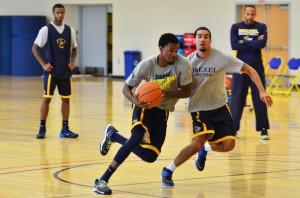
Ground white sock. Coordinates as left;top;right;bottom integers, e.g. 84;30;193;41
204;143;212;152
166;162;177;172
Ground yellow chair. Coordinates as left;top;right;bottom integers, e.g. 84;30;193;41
270;58;300;96
266;56;284;93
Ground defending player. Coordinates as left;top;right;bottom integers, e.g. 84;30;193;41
161;27;273;186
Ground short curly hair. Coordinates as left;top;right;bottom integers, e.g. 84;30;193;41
53;4;65;12
158;33;179;48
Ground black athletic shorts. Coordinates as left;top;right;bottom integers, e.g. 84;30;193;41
43;73;72;98
190;103;236;144
131;105;169;155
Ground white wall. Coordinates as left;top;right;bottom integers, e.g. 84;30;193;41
1;0;300;77
112;0;238;76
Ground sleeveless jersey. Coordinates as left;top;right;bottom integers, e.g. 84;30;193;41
46;23;71;79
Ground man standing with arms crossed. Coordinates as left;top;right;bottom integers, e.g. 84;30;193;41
230;5;270;140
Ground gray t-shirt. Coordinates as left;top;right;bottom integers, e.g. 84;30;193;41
187;48;244;112
126;54;192;112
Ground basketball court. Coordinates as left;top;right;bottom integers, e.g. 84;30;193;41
0;76;300;197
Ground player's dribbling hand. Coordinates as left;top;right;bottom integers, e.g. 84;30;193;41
134;93;152;109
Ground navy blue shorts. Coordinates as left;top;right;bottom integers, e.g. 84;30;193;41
43;73;72;98
190;103;236;144
131;105;169;155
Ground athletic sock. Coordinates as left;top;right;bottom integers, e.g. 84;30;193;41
40;120;46;127
204;142;212;152
166;162;177;172
62;120;68;127
100;165;116;182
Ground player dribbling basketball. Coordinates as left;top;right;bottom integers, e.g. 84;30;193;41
93;33;193;195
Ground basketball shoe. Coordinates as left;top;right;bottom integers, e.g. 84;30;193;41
36;125;46;139
100;124;118;155
60;125;79;138
260;129;270;140
161;167;174;187
93;179;112;195
195;149;207;171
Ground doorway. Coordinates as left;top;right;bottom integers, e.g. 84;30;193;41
78;5;112;76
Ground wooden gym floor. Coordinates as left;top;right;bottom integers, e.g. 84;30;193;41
0;76;299;198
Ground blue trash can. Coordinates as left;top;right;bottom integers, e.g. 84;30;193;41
124;50;141;80
176;35;184;55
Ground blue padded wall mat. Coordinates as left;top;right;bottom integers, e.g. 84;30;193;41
0;16;12;75
11;16;46;76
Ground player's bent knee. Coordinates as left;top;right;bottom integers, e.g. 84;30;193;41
140;152;158;163
144;158;156;163
225;145;234;152
142;155;158;163
223;141;235;152
192;137;207;151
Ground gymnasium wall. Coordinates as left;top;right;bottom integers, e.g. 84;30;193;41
0;16;46;76
1;0;299;77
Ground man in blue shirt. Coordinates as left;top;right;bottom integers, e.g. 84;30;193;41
230;5;270;140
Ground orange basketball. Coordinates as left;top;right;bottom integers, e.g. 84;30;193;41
136;82;163;107
225;77;232;89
